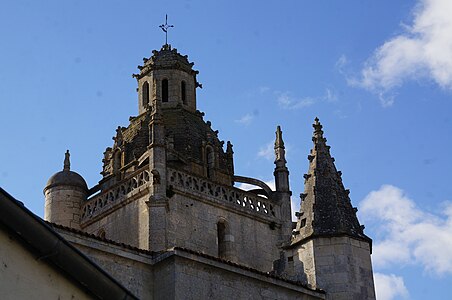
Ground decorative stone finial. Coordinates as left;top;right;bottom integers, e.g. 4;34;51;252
313;117;324;138
274;125;286;164
63;150;70;171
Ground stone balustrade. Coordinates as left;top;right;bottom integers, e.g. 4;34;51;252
168;168;276;218
81;167;277;222
81;168;150;221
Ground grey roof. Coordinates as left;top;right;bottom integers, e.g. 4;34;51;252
44;170;88;192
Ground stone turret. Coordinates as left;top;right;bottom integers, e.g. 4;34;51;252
44;150;88;229
287;118;375;299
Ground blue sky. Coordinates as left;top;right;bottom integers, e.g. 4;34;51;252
1;1;452;299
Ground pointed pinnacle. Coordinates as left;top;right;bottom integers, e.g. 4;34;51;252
275;125;285;149
63;150;70;171
226;141;234;154
274;125;287;164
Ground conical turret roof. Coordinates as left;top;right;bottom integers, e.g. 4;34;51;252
292;118;370;245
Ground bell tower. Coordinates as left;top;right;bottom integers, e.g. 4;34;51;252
134;44;201;115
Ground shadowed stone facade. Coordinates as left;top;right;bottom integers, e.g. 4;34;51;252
42;44;375;299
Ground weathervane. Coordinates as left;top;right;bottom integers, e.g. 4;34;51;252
159;14;174;45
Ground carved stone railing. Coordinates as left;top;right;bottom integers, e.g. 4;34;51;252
168;168;276;218
81;168;150;221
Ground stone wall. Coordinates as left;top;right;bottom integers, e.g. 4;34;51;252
56;229;325;300
81;165;283;272
138;69;196;114
291;236;375;300
156;249;325;300
44;186;85;229
82;194;150;249
165;192;280;271
57;229;153;299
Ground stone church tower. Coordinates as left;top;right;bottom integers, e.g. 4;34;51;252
43;44;375;299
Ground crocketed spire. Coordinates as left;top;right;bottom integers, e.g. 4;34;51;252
293;118;370;244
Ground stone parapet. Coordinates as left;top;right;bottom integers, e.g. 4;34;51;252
168;168;278;221
81;167;150;223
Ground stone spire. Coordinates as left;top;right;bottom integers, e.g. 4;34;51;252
63;150;70;171
293;118;369;243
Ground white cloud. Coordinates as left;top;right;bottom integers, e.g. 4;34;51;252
353;0;452;95
257;142;274;160
374;273;409;300
275;88;338;110
323;88;338;102
235;113;254;125
291;196;300;222
259;86;270;94
359;184;452;275
336;54;348;75
277;92;315;110
378;93;396;108
333;109;348;119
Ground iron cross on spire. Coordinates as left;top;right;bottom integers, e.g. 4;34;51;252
159;14;174;45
